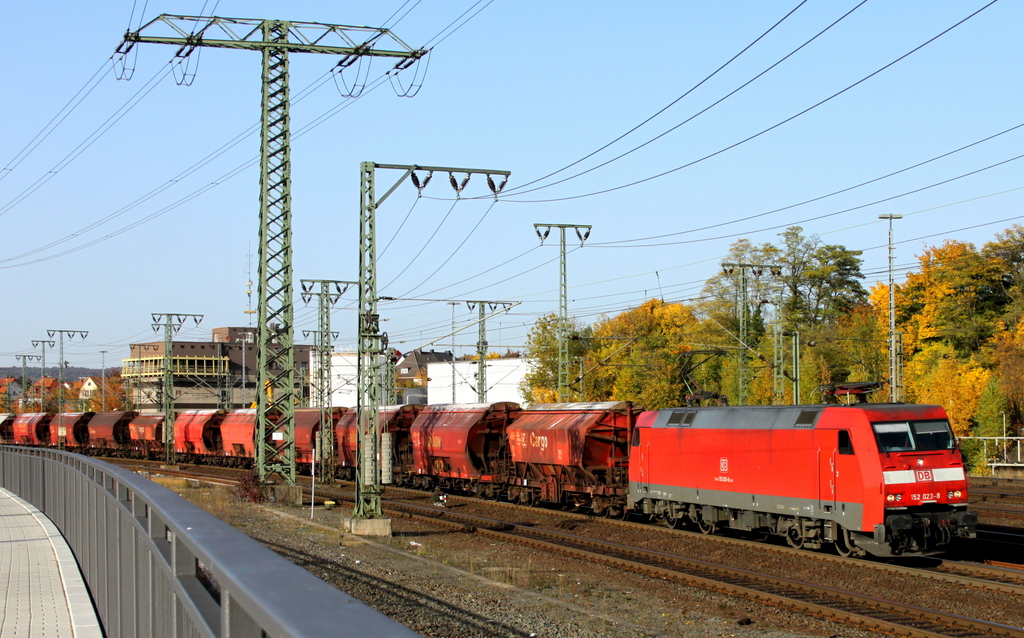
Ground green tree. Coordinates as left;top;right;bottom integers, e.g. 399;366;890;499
520;314;590;405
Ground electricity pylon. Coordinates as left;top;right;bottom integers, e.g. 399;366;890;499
356;163;509;523
117;15;426;485
534;224;591;402
721;263;779;405
47;329;88;439
464;300;517;402
31;339;55;411
301;278;355;482
15;354;40;411
151;313;203;465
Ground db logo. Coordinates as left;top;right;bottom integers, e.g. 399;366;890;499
720;457;729;473
915;469;933;482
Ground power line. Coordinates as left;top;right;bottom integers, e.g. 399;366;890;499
0;59;111;184
503;0;861;197
493;1;999;205
590;121;1024;246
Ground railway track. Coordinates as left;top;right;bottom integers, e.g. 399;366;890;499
118;460;1024;638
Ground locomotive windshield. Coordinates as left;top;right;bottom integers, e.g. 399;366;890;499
872;420;954;453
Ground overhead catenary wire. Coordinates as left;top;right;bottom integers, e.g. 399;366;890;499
591;120;1024;246
502;0;859;197
0;63;174;219
501;1;810;195
488;0;998;205
1;0;497;269
0;59;111;184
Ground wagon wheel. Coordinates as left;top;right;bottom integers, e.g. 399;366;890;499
834;526;856;557
786;524;804;549
697;518;716;535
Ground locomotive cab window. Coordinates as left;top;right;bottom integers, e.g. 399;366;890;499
632;428;640;446
838;430;854;455
872;420;954;453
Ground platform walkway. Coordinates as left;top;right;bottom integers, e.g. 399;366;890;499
0;487;102;637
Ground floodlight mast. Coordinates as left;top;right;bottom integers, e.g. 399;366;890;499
117;15;426;486
355;163;510;525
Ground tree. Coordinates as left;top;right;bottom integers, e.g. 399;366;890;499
900;240;1007;357
520;314;590;405
586;299;705;409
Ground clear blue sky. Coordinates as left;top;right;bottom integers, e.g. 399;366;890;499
2;1;1022;373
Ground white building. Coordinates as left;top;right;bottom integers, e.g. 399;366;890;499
316;352;388;408
427;358;531;405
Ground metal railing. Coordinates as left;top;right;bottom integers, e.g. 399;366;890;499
0;446;421;638
958;436;1024;472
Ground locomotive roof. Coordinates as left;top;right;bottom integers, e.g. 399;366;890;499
651;404;944;430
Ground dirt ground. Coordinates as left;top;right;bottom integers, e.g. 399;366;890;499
159;478;873;638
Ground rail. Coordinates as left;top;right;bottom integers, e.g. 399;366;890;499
0;446;421;638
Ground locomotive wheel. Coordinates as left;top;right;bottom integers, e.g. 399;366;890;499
834;526;855;557
697;518;716;535
786;525;804;549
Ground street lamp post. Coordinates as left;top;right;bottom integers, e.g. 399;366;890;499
879;214;903;402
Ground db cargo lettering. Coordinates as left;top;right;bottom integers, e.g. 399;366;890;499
528;433;548;450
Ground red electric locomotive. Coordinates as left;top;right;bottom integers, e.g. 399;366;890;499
628;403;977;557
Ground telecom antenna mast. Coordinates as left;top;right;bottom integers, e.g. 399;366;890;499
352;163;509;534
534;224;591;402
117;15;426;485
301;278;354;482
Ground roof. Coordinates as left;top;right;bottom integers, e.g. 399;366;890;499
396;349;453;378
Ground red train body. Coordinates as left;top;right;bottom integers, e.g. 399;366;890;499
335;405;419;478
507;402;632;509
628;404;976;557
0;400;977;557
408;403;518;495
294;407;344;465
85;411;137;452
51;412;93;446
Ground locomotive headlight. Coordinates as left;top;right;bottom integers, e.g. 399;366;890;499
887;494;896;502
895;494;902;502
953;490;962;499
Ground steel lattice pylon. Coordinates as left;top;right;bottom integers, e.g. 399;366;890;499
256;22;297;483
301;279;353;483
356;163;510;520
151;313;203;465
116;15;426;485
533;224;591;403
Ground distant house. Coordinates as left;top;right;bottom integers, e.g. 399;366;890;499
30;377;60;411
78;377;101;409
0;378;22;407
395;350;453;386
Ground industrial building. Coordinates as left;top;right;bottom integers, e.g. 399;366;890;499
122;327;311;412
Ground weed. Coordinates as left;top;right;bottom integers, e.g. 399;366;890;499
235;470;266;503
